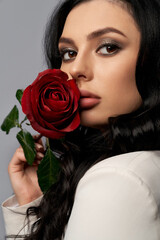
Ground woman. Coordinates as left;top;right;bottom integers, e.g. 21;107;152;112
2;0;160;239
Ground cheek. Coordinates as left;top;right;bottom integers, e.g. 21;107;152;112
101;52;137;91
109;71;142;114
96;56;142;114
112;58;138;96
60;65;73;80
60;65;66;74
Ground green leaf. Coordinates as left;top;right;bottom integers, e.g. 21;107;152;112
16;130;36;165
37;148;60;193
16;89;23;105
1;105;19;134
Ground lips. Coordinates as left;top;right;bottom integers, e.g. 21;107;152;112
79;89;101;109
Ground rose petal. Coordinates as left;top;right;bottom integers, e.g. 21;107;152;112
21;85;32;115
67;79;81;99
22;69;80;139
30;119;65;139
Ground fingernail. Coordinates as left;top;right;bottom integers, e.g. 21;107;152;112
36;143;43;149
37;152;44;158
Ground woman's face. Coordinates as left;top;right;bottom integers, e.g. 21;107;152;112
59;0;142;129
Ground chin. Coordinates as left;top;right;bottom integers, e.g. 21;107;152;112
80;114;108;130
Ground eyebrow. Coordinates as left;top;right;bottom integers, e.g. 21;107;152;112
58;27;127;45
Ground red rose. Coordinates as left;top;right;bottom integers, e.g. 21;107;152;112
21;69;80;139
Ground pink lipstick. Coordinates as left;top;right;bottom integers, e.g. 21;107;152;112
79;89;101;109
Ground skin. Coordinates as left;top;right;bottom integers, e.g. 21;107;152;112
8;136;44;205
59;0;142;129
8;0;142;205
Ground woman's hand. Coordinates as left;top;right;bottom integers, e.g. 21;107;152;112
8;135;44;206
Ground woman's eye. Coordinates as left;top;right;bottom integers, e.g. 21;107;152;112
60;50;77;61
97;44;120;55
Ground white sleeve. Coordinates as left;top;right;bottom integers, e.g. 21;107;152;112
64;166;160;240
2;195;43;239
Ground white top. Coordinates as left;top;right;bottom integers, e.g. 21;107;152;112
2;151;160;239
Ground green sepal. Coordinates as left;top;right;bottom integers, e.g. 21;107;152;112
37;148;60;193
1;105;19;134
16;130;36;165
16;89;24;105
20;116;28;125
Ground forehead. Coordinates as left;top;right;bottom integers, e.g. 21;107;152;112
61;0;140;40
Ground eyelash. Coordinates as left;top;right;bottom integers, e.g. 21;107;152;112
97;43;121;55
59;43;121;62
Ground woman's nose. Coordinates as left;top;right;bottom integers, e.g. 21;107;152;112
69;53;93;85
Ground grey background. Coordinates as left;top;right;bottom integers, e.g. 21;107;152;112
0;0;59;237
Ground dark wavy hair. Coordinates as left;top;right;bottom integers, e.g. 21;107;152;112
12;0;160;239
